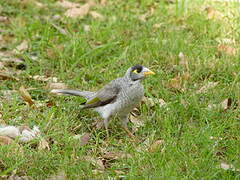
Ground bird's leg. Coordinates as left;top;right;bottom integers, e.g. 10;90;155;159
104;118;110;139
121;115;135;139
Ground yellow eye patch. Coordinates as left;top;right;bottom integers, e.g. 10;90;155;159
133;69;139;74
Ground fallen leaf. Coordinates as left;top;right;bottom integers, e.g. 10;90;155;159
46;45;64;59
38;138;50;150
149;140;164;153
15;40;29;52
153;23;162;29
138;13;148;22
0;62;5;69
0;72;18;81
217;44;236;56
92;169;104;175
46;82;68;90
216;38;235;45
221;98;232;110
50;22;68;35
178;52;189;71
205;7;223;20
80;133;91;146
100;0;107;6
102;151;132;160
83;25;91;32
196;82;218;94
84;156;105;170
141;96;155;107
56;0;80;9
0;136;14;145
19;86;34;106
31;75;58;82
141;97;167;108
167;76;182;90
129;115;144;132
46;171;67;180
0;51;26;70
35;1;44;8
0;16;8;22
165;0;175;3
65;3;90;18
220;162;240;172
89;11;104;20
114;170;125;175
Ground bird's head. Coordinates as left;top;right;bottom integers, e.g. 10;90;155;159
127;65;155;81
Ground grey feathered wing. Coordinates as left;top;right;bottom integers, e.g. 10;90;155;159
83;82;121;109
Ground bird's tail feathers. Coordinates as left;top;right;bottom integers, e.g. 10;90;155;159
50;89;94;99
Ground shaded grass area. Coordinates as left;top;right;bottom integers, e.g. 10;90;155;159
0;0;240;179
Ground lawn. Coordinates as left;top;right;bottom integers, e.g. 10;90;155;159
0;0;240;179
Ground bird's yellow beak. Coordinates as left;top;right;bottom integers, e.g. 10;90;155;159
144;70;155;76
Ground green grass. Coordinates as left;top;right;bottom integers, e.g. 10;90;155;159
0;0;240;179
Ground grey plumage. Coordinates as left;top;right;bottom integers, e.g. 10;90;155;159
51;65;155;137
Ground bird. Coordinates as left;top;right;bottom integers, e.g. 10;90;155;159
51;65;155;138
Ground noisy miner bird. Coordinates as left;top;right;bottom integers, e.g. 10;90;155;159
51;65;155;138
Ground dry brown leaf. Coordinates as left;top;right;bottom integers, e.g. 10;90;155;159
153;23;162;29
216;38;235;45
138;13;148;22
89;11;104;20
217;44;236;56
15;40;28;52
0;51;25;70
65;3;90;18
220;162;240;171
0;136;14;145
102;151;132;160
149;140;164;153
168;76;182;90
19;86;34;106
0;16;8;22
0;72;19;81
84;156;105;170
100;0;107;6
83;25;90;32
179;52;189;71
46;44;64;59
102;152;119;160
80;133;91;146
141;97;166;108
38;138;50;150
165;0;175;3
46;171;67;180
50;23;68;35
141;96;155;107
220;98;232;110
31;75;58;82
114;170;125;175
196;82;218;94
46;82;68;90
56;0;80;9
35;1;44;8
205;7;223;20
0;62;5;69
130;115;144;132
